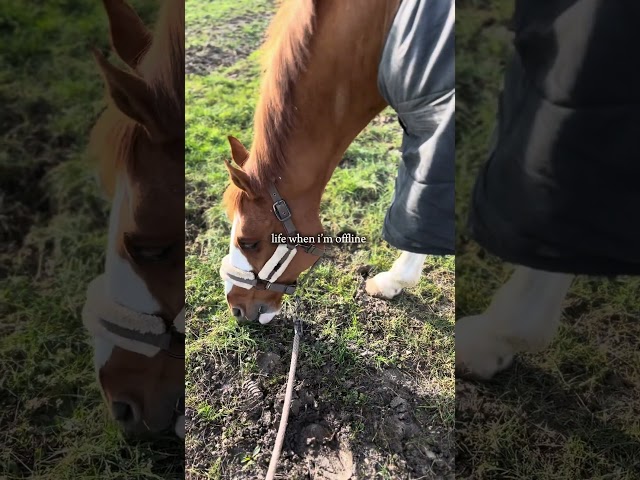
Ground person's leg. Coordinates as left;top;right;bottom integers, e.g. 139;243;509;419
456;265;574;379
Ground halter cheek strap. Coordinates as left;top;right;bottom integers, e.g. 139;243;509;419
220;183;324;295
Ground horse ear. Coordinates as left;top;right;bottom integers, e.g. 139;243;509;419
102;0;152;68
224;160;256;199
93;49;163;141
228;136;250;167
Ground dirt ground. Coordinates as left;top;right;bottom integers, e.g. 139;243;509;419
188;280;454;479
186;13;265;75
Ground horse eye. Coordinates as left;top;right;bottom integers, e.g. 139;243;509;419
127;242;174;263
238;240;259;251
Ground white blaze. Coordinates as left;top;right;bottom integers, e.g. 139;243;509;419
225;216;281;324
106;176;161;313
96;175;162;367
94;337;114;369
226;217;252;295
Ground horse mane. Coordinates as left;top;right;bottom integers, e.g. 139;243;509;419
222;0;316;216
138;0;184;126
88;0;184;199
245;0;316;192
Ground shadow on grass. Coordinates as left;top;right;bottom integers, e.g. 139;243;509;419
456;355;640;479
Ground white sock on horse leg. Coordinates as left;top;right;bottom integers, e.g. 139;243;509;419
456;266;574;379
366;251;427;299
389;251;427;287
488;266;574;352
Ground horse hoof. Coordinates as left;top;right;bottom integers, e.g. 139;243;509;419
455;314;515;380
365;274;402;299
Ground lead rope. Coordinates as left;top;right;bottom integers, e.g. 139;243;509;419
265;317;302;480
264;251;327;480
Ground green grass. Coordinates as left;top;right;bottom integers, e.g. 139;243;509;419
0;1;182;478
456;1;640;478
186;0;273;50
185;1;455;478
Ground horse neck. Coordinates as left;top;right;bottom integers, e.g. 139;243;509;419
268;0;401;208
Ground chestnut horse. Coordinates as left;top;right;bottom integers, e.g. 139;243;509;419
82;0;185;437
219;0;445;324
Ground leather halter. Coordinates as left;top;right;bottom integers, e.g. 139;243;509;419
98;314;185;359
220;183;324;295
82;275;185;359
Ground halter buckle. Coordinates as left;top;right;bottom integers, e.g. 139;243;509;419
273;199;292;222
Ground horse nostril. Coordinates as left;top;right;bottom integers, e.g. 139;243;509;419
232;307;243;318
112;400;134;423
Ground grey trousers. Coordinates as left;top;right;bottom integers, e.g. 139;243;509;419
378;0;455;255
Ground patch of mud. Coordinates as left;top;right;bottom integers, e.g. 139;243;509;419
257;351;282;375
188;363;452;478
186;13;273;75
187;282;454;479
187;44;232;76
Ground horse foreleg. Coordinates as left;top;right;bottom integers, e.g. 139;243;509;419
456;265;574;380
365;251;427;299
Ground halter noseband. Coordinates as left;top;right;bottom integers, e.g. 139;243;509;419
82;275;185;359
220;183;324;295
97;313;185;359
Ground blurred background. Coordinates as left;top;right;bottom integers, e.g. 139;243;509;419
456;1;640;478
0;1;183;478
